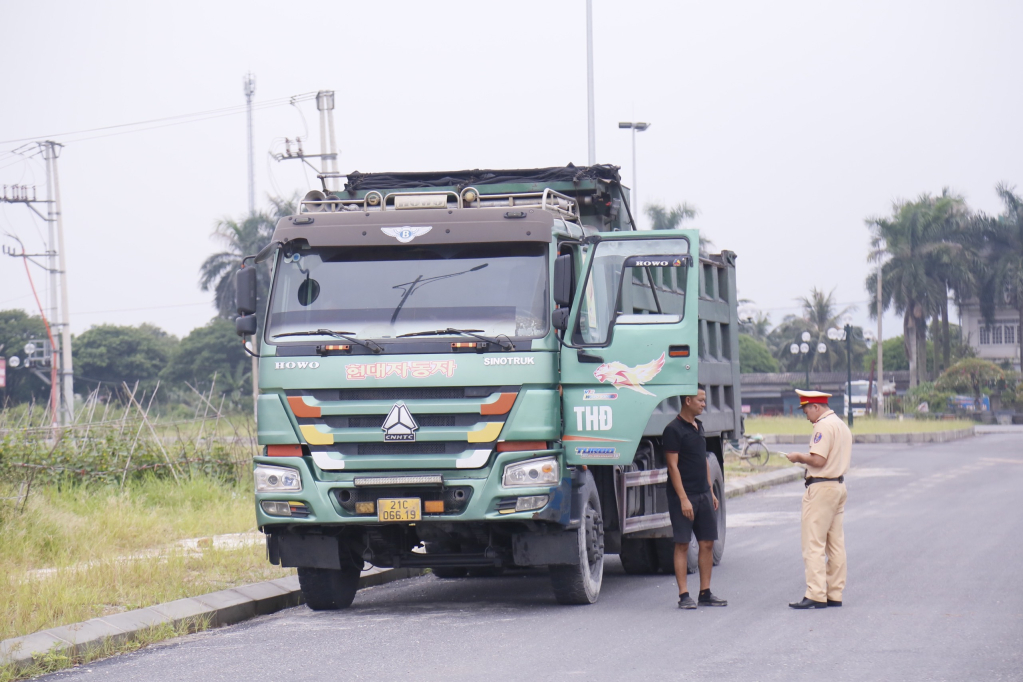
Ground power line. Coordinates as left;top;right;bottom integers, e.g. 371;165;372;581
0;94;317;146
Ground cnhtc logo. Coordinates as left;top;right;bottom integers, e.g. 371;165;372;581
381;402;419;442
381;226;433;243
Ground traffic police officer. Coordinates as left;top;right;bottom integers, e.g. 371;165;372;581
784;389;851;609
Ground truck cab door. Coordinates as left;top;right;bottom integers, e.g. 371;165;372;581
559;231;699;465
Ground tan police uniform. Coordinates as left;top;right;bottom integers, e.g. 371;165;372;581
798;390;851;603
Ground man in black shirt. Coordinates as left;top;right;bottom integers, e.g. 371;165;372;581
663;388;727;609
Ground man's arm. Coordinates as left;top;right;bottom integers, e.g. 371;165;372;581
784;451;828;468
665;451;695;521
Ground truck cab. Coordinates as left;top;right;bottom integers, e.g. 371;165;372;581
236;165;742;607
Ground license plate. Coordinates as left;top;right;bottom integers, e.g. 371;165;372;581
377;498;421;522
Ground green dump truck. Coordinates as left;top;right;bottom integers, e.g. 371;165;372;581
235;165;742;607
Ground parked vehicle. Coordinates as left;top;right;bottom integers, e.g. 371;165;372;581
235;165;742;607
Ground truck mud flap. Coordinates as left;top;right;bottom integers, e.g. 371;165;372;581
512;531;581;566
277;534;341;570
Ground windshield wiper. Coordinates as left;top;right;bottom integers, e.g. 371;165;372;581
398;327;514;351
272;329;384;354
390;263;489;324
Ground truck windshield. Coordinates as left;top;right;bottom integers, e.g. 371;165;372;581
266;242;549;342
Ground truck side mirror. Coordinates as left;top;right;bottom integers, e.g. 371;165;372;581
236;266;258;316
236;315;257;337
553;254;574;307
552;307;570;331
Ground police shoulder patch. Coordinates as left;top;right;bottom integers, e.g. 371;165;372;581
813;432;823;444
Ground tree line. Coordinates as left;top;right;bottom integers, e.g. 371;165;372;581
867;184;1023;387
0;198;293;413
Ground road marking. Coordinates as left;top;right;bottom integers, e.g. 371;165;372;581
727;512;801;527
981;457;1023;465
846;467;911;478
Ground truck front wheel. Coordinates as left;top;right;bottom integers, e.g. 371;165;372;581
298;564;361;610
550;477;604;604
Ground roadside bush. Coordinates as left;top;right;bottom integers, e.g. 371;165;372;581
905;382;954;413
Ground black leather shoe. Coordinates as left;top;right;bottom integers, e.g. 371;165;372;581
678;594;697;609
698;592;728;607
788;597;827;609
827;599;842;607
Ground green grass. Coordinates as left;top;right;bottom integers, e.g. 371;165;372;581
744;416;975;435
0;615;211;682
0;477;292;643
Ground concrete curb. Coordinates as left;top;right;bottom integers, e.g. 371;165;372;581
1;465;807;673
0;569;424;672
724;466;804;498
761;427;976;445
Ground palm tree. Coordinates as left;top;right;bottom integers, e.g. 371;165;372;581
644;202;710;255
199;196;295;321
798;287;853;372
865;192;961;388
924;190;977;373
768;288;853;373
979;183;1023;370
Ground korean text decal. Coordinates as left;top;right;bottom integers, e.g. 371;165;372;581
345;360;457;381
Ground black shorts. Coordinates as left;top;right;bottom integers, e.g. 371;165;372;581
667;491;718;545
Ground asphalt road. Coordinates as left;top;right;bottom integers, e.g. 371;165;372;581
46;434;1023;682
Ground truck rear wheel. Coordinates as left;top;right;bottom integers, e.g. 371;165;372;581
550;477;604;604
686;454;727;570
619;538;658;575
298;564;361;610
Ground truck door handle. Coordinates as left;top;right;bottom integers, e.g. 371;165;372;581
577;351;604;364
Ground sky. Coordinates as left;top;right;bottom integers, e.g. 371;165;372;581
1;0;1022;346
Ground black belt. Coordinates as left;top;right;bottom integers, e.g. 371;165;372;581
805;475;844;487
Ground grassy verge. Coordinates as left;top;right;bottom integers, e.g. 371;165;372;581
723;451;794;481
0;615;211;682
0;477;292;643
744;416;974;435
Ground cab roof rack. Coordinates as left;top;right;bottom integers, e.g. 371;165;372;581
301;185;580;222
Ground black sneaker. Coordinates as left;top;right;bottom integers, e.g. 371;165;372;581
698;591;728;607
678;594;697;609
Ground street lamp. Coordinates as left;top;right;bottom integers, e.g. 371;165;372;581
790;331;824;391
618;121;651;223
827;317;855;427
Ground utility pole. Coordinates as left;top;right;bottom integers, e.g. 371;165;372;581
49;141;74;426
2;142;74;428
244;73;256;215
585;0;596;165
876;245;884;417
315;91;339;191
244;73;258;417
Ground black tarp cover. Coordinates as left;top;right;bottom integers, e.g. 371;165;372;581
343;164;621;193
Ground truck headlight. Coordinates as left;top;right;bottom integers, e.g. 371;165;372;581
502;456;559;488
254;464;302;493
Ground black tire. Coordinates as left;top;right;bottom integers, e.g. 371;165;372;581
709;455;726;565
687;454;727;571
298;564;361;610
619;538;658;575
653;538;677;575
550;474;604;604
746;442;770;468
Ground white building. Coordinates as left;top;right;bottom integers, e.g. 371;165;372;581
959;299;1021;371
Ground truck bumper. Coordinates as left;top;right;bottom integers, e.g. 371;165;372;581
254;448;572;529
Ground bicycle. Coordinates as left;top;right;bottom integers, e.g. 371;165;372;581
726;433;771;468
